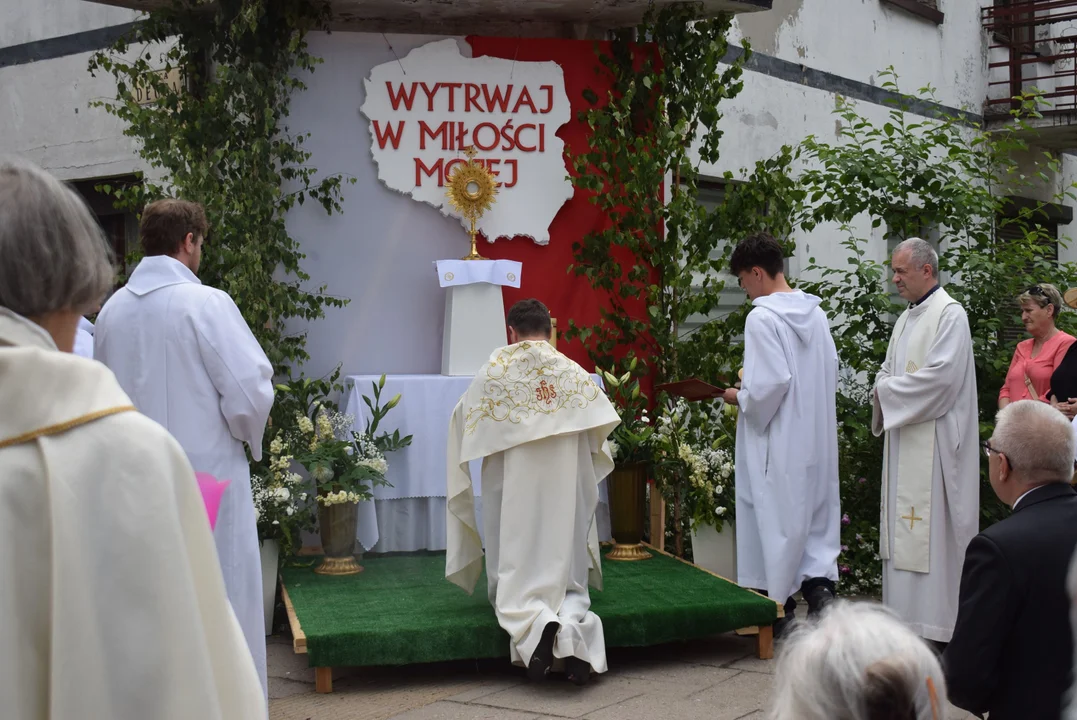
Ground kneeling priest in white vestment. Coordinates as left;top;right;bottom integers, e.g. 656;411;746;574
0;157;266;720
95;198;274;697
721;232;841;634
873;238;979;644
446;299;620;686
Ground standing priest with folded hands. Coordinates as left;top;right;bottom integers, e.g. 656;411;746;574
872;237;979;646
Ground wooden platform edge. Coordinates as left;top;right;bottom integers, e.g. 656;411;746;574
280;583;307;655
641;543;785;619
639;544;780;661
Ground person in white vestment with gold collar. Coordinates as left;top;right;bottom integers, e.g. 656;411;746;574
872;238;980;646
0;157;266;720
446;299;620;686
94;198;274;698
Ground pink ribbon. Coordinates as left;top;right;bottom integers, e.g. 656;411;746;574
195;472;230;530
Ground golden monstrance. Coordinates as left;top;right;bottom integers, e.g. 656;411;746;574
445;146;499;261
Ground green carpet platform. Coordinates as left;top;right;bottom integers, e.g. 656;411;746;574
280;546;781;693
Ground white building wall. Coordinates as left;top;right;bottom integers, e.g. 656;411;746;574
0;0;145;181
691;0;1077;323
3;0;138;46
731;0;986;110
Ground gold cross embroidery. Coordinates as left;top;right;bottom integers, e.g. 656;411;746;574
901;506;923;530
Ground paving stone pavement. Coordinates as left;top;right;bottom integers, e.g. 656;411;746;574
267;632;976;720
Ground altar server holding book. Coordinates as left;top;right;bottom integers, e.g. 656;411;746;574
94;198;274;698
446;299;620;686
720;232;841;634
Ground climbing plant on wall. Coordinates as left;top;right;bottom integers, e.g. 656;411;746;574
565;4;756;554
88;0;353;373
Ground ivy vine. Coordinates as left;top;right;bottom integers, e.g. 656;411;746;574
88;0;352;373
567;4;752;553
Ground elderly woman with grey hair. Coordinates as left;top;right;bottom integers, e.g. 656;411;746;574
999;283;1075;410
768;601;946;720
0;157;267;720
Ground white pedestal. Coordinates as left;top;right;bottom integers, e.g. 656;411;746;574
690;523;737;582
442;283;509;375
436;259;522;376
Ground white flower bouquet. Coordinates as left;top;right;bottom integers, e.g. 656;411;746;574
651;397;736;533
251;433;314;549
290;405;389;507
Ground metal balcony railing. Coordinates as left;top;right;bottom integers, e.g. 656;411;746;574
983;0;1077;115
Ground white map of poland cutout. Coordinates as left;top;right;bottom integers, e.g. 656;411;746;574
360;39;572;246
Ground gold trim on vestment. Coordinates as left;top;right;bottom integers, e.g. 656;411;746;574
0;405;137;449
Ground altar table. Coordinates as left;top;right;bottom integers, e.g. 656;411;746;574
343;374;612;552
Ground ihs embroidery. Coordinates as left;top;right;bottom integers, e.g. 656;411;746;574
535;380;558;405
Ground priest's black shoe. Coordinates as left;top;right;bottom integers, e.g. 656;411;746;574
802;578;836;619
527;622;560;682
564;656;591;686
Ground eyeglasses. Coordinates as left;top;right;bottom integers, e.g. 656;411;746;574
982;440;1001;459
1027;285;1045;297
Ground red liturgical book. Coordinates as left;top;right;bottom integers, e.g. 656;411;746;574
655;378;726;401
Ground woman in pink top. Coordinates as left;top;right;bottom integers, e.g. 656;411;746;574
999;283;1075;408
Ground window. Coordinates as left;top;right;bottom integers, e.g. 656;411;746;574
677;177;756;341
990;0;1052;55
70;175;141;280
881;0;944;25
996;195;1069;345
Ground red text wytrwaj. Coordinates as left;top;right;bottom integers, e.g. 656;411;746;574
368;81;557;189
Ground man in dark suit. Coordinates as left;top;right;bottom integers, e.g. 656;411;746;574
944;399;1077;719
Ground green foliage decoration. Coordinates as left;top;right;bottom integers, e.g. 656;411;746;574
566;4;749;554
88;0;354;373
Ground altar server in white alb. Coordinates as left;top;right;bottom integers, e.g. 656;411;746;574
94;199;274;697
872;238;979;644
0;157;266;720
446;299;620;686
721;232;841;633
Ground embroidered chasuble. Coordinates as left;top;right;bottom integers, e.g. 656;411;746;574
446;340;620;671
872;287;980;642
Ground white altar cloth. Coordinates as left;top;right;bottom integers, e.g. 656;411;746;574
435;259;522;288
343;373;612;553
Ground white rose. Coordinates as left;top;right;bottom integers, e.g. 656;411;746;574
716;506;726;516
344;445;354;456
286;506;295;516
275;487;291;501
714;485;723;495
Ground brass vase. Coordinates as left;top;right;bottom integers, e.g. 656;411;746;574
606;463;652;561
314;501;363;576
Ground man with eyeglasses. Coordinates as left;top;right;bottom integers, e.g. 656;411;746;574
872;237;979;649
944;400;1077;720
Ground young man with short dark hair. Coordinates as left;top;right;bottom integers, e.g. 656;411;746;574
722;232;841;634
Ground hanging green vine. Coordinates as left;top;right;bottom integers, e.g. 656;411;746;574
568;5;756;392
566;4;752;553
88;0;352;372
